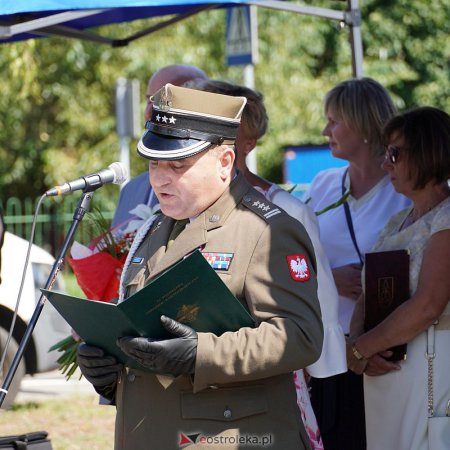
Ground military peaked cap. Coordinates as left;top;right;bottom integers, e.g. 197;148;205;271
137;83;247;160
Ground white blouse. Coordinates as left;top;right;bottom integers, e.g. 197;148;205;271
304;167;411;333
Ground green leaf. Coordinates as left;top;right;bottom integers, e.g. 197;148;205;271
315;190;351;216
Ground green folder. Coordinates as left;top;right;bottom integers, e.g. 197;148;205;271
42;250;255;370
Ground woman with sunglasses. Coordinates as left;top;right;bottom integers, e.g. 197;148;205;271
348;106;450;450
303;77;411;450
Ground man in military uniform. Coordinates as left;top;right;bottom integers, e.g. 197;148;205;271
77;84;323;449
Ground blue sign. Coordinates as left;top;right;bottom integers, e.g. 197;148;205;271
283;144;348;185
226;6;257;66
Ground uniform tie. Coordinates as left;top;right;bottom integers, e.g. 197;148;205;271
167;219;189;248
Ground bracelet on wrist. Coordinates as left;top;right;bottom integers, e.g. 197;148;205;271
351;343;368;361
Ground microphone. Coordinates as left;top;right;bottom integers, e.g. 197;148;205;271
45;162;129;196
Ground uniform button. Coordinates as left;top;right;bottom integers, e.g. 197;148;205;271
223;408;232;419
127;372;136;382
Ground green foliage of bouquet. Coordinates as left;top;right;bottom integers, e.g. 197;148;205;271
48;334;82;380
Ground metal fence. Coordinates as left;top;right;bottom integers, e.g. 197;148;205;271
1;186;308;257
0;196;114;256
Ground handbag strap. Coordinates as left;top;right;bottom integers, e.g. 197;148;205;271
341;169;364;265
427;322;450;418
426;324;436;418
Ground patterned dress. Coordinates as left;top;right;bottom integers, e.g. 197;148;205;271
364;197;450;450
294;370;324;450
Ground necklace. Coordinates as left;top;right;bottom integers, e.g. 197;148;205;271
410;205;433;222
400;208;424;231
400;192;449;231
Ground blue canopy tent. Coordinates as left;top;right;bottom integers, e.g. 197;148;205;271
0;0;363;76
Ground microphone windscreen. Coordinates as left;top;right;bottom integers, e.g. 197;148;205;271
109;162;129;185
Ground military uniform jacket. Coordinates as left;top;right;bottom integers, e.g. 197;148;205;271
115;173;323;450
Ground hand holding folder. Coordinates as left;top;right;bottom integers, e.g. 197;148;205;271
43;250;255;371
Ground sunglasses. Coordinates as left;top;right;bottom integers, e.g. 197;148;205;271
385;145;400;164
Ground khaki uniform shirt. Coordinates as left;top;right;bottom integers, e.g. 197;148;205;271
116;174;323;450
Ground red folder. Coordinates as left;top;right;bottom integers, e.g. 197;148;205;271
364;249;410;361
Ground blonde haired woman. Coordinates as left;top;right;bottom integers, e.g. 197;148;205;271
304;77;411;450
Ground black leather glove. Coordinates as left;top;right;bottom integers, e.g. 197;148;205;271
117;315;197;377
77;343;123;401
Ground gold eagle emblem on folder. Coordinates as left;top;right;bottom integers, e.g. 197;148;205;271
176;304;200;324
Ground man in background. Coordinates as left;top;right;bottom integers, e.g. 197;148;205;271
189;79;346;449
111;64;208;231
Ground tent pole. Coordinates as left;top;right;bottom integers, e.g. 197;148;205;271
346;0;364;78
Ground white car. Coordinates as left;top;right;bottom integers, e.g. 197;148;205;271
0;232;71;408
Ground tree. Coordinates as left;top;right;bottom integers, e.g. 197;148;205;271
0;1;448;203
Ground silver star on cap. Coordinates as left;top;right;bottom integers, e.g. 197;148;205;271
162;115;168;123
155;114;161;122
169;116;176;124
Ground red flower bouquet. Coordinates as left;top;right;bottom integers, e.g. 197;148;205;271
50;210;136;379
66;226;133;303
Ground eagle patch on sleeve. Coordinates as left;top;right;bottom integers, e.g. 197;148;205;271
286;254;311;281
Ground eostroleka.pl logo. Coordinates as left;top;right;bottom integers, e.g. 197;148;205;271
179;433;201;446
179;432;274;447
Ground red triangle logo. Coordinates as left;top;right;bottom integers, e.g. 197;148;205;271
179;433;193;446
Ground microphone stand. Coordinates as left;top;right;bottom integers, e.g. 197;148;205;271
0;190;95;408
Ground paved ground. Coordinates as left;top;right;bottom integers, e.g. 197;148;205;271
15;369;95;403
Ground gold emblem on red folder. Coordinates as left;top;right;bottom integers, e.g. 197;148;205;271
378;277;394;307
